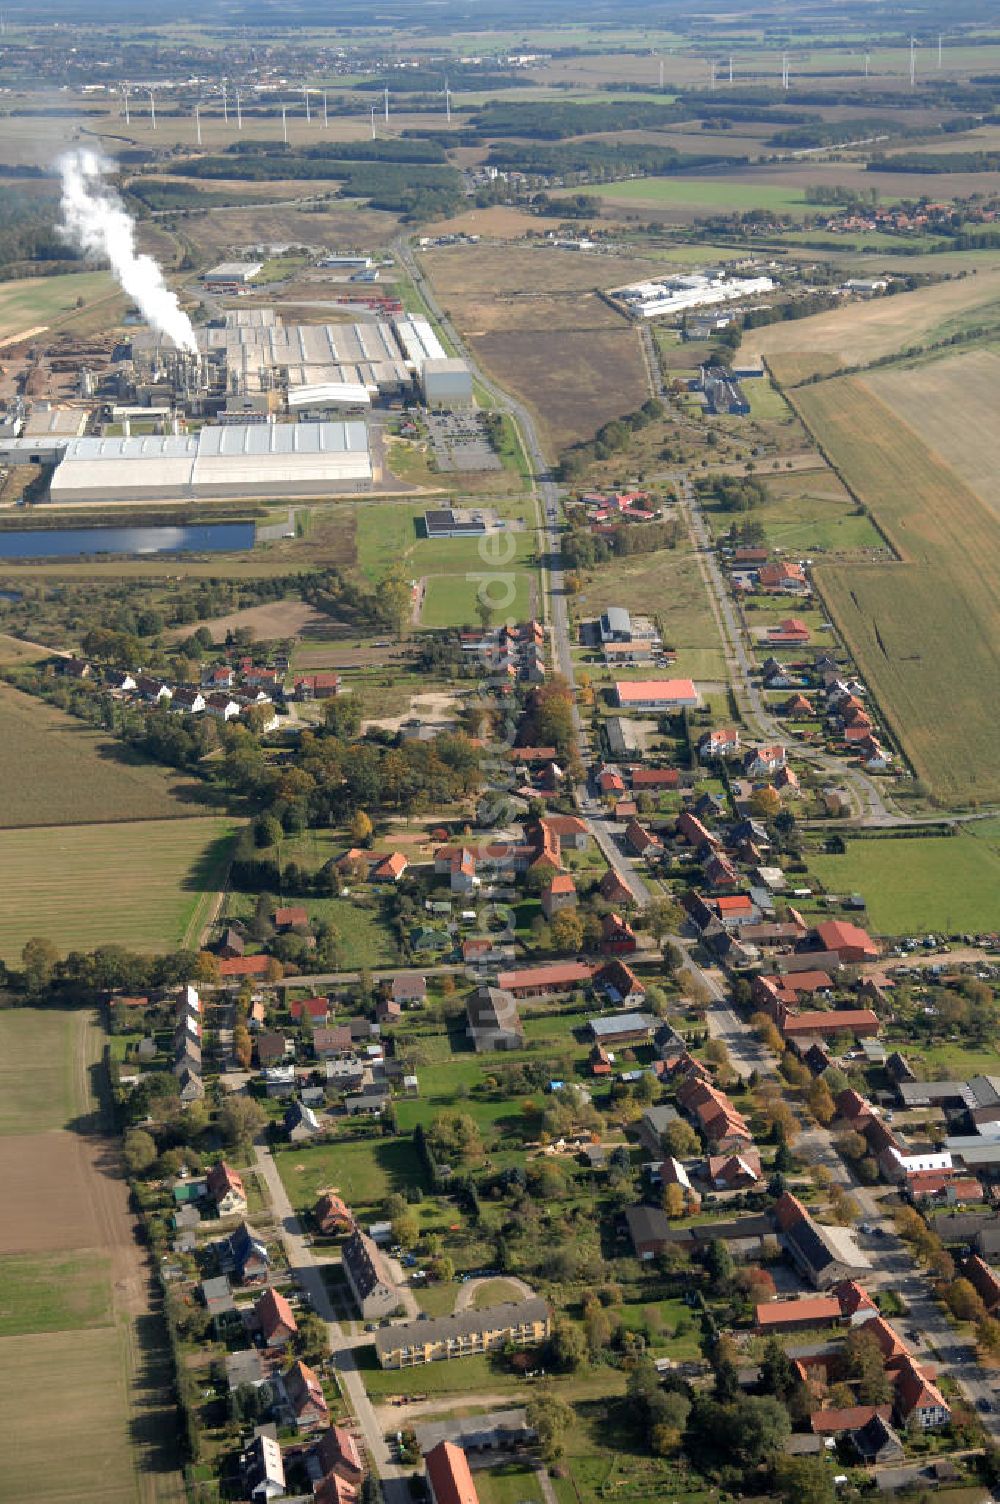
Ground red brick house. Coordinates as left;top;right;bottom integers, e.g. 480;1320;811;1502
600;912;637;956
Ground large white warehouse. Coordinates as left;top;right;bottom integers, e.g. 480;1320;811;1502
610;272;776;321
48;421;372;503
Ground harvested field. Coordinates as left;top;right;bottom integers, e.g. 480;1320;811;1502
0;271;117;342
0;815;236;961
166;597;334;644
863;349;1000;520
472;328;648;452
0;1005;183;1502
0;1327;136;1504
756;269;1000;379
0;683;206;827
791;377;1000;804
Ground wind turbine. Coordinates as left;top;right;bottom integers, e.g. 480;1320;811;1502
281;103;288;144
236;87;242;131
370;103;376;139
123;82;130;125
323;90;328;128
444;77;451;122
384;86;389;123
910;34;916;87
148;88;156;130
195;101;201;146
222;81;228;124
303;86;311;124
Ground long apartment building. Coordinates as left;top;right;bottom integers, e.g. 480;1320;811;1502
373;1299;549;1371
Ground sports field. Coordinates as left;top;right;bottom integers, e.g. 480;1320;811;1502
864;349;1000;521
0;682;205;828
811;830;1000;934
792;377;1000;805
0;815;236;961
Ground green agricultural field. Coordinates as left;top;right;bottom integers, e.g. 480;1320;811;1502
579;176;832;216
274;1135;426;1215
0;683;209;829
0;816;236;962
810;832;1000;935
0;271;119;341
0;1008;80;1135
0;1251;111;1336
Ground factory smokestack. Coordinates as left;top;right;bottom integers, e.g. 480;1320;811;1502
57;149;197;353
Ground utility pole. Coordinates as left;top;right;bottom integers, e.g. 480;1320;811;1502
709;58;716;90
658;56;664;89
123;83;130;125
444;78;451;122
728;54;733;84
938;33;943;67
864;51;870;79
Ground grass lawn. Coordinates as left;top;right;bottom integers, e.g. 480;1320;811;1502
0;1008;82;1135
901;1041;1000;1078
809;831;1000;935
420;569;538;630
0;1251;111;1336
274;1135;426;1216
615;1296;703;1361
472;1278;531;1309
475;1462;545;1504
415;1281;461;1317
0;816;236;963
744;378;792;421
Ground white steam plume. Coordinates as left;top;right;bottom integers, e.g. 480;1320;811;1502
57;148;197;353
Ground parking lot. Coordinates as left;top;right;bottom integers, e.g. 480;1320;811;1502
424;411;501;472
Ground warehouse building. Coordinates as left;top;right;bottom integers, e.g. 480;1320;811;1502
421;358;474;410
48;421;372;503
287;382;372;415
203;261;263;289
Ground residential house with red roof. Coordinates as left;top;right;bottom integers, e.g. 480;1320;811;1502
766;618;810;646
593;959;645;1008
709;1149;762;1190
496;962;593;999
676;811;718;849
255;1286;299;1348
892;1354;951;1429
600;912;637;956
541;814;590;851
699;727;741;761
314;1192;354;1236
540;873;577;920
290;996;330;1025
206;1161;247;1217
371;852;408;883
424;1442;479;1504
283;1359;329;1430
315;1425;364;1488
219;955;272;979
598;767;627;797
813;920;879;963
743;744;787;778
703;853;740;890
625;821;663;858
599;868;634;905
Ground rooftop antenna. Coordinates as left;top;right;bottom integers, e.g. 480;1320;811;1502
123;82;130;125
222;81;228;125
323;90;328;128
909;34;916;88
236;87;242;131
195;101;201;146
148;88;156;130
304;86;311;123
281;102;287;144
384;85;389;123
370;102;376;139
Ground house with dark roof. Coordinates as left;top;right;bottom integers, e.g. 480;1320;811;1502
223;1223;271;1285
342;1229;399;1320
593;959;645;1007
466;986;524;1051
775;1193;871;1289
851;1413;904;1465
315;1192;354;1237
241;1429;286;1502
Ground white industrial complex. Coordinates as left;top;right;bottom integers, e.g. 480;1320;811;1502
608;271;776;321
2;421;373;503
